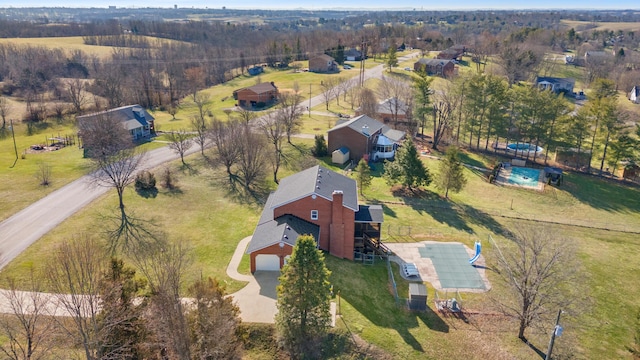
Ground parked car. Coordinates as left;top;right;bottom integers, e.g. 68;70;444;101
575;91;585;100
343;64;352;70
404;67;412;71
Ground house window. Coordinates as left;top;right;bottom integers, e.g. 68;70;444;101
311;210;318;220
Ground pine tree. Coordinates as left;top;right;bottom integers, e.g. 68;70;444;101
435;146;467;198
384;139;431;192
386;43;398;72
355;159;372;195
276;235;331;358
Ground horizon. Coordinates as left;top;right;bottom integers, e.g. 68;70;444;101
1;0;639;11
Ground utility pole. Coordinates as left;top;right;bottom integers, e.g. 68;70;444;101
359;39;367;87
545;309;563;360
9;119;18;168
309;83;312;117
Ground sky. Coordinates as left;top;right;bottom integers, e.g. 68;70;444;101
1;0;638;10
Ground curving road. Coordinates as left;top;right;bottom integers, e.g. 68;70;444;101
0;51;421;272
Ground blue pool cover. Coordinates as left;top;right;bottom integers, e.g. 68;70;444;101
420;243;486;289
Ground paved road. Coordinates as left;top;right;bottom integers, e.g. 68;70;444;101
0;144;200;270
0;51;421;272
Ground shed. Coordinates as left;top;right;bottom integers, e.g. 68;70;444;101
408;283;428;311
332;146;350;165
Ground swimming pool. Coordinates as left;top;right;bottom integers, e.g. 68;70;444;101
508;167;541;187
506;143;543;154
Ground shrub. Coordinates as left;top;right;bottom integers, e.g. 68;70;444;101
160;166;177;190
312;134;328;157
134;170;156;191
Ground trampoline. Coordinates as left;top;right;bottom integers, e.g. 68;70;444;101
419;243;486;290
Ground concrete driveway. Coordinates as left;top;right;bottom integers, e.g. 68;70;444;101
226;236;280;323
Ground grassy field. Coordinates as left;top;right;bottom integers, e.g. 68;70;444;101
0;36;186;59
560;20;640;33
3;133;639;358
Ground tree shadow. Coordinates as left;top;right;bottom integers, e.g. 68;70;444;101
521;337;546;359
455;203;510;237
560;171;640;213
135;187;158;199
100;209;164;255
329;259;432;353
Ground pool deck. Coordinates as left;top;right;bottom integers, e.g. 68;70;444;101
387;241;492;293
495;165;545;191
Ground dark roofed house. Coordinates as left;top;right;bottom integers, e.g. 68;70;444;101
345;48;363;61
536;77;575;94
414;58;455;78
247;165;385;272
328;114;405;162
77;104;155;140
233;82;278;108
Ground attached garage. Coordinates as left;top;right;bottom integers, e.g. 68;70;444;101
255;254;281;271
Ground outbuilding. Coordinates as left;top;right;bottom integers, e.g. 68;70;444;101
408;283;428;311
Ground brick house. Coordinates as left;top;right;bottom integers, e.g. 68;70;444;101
233;82;278;108
247;165;384;272
309;54;338;73
328;115;405;162
77;104;155;141
413;58;455;78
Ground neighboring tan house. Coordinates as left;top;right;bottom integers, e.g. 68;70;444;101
246;165;384;272
629;86;640;104
535;77;575;94
309;54;338;73
233;82;278;108
584;50;612;64
413;58;455;78
77;104;155;140
328;114;406;162
344;48;363;61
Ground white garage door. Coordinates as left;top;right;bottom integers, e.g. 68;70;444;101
255;254;280;271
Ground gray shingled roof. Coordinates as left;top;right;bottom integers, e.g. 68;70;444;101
415;58;453;66
246;214;320;254
245;82;277;94
355;204;384;223
77;104;154;128
536;77;575;86
376;97;408;116
330;114;405;144
269;165;358;211
328;115;385;137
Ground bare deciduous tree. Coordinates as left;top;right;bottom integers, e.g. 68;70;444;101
431;87;457;150
260;111;286;184
47;236;106;360
320;78;339;110
65;78;88;115
237;124;267;192
377;75;412;126
34;162;52;186
0;274;57;360
0;95;10;130
166;129;193;165
191;114;210;157
208;118;242;181
493;225;579;340
235;107;256;124
276;89;305;144
133;242;192;360
357;87;378;119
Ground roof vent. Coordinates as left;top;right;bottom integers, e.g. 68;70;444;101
283;235;288;239
286;226;291;230
316;186;320;189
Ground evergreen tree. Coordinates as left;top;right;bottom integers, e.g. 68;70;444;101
276;235;331;358
435;146;467;198
384;139;431;192
312;134;328;157
98;258;147;359
413;70;434;137
355;159;372;195
386;43;398;72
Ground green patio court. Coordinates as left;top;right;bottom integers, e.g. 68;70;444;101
419;243;486;290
